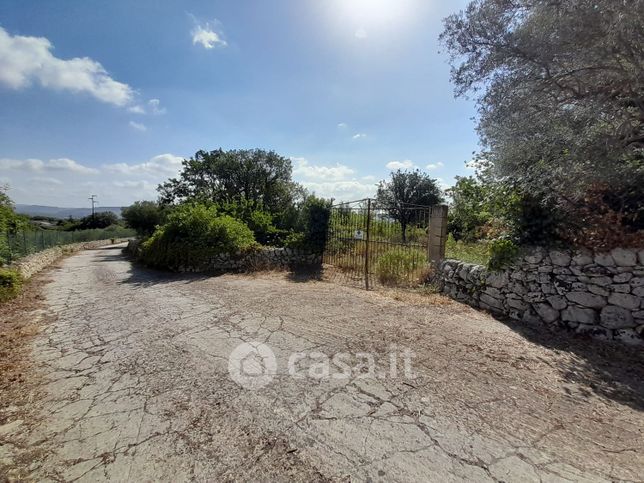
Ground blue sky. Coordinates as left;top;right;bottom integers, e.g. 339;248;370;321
0;0;477;207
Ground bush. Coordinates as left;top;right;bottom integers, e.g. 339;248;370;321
139;204;257;269
375;249;427;286
445;233;490;266
122;201;165;236
487;239;519;271
0;268;22;303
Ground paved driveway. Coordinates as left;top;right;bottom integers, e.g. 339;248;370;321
1;245;643;481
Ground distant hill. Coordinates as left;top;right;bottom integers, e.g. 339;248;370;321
15;204;123;219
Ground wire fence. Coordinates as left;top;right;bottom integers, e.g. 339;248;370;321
323;198;434;289
0;226;135;265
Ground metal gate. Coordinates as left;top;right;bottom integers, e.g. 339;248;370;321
323;198;446;289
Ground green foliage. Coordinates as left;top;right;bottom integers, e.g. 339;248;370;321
122;201;165;236
139;204;257;269
215;199;287;246
487;239;519;272
158;149;301;218
69;212;120;230
0;268;22;303
445;234;490;266
285;196;332;252
441;1;644;248
446;175;493;242
376;170;444;242
375;249;428;286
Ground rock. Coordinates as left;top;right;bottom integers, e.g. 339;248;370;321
524;249;545;264
562;306;596;325
480;294;504;311
638;250;644;265
610;248;637;267
613;329;643;346
631;277;644;287
547;295;567;310
486;272;508;288
549;250;571;266
599;305;635;329
534;303;559;323
613;272;633;283
483;287;503;299
610;284;632;293
634;310;644;320
565;292;606;309
507;297;529;311
594;253;615;267
608;293;640;310
588;275;612;286
572;251;593;266
522;311;543;326
588;285;609;297
633;287;644;298
524;292;546;303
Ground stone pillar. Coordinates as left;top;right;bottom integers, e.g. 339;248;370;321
428;205;448;264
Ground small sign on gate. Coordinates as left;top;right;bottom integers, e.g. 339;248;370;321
354;230;364;240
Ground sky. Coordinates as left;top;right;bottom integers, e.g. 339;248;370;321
0;0;478;208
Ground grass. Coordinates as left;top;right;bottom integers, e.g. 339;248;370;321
444;234;490;266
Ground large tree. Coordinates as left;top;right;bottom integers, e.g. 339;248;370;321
441;0;644;246
376;170;444;242
158;149;300;216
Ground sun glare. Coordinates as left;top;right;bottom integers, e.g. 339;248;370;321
334;0;413;28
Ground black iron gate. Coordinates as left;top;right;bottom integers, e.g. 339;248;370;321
323;198;434;289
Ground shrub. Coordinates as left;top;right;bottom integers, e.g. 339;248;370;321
139;204;257;270
375;249;427;286
122;201;165;236
0;268;22;303
487;239;519;271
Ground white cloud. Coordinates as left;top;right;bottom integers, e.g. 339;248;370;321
0;157;98;174
426;161;444;171
127;105;145;114
104;154;184;176
0;27;133;107
191;23;227;49
352;133;367;140
147;98;166;115
3;153;185;206
355;28;367;39
129;120;147;132
386;160;415;170
127;98;166;115
292;157;355;182
300;180;375;202
337;122;348;128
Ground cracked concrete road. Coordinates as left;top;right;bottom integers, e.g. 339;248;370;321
1;245;643;481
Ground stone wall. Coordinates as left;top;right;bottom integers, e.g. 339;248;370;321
11;239;130;279
126;240;321;272
437;247;644;347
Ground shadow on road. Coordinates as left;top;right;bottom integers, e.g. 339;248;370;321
492;314;644;412
104;245;644;412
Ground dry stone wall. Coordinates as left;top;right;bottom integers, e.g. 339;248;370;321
11;239;131;279
437;247;644;347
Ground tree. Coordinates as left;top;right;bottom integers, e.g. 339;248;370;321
441;0;644;247
376;170;444;242
122;201;165;236
75;212;119;230
158;149;300;217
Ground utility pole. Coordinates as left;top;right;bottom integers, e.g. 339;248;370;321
89;194;97;220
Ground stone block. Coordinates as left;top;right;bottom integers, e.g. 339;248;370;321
547;295;567;310
610;248;637;267
534;303;559;323
565;292;606;309
613;272;633;283
486;272;508;288
608;293;639;310
562;306;596;325
610;284;631;293
600;305;635;329
594;253;615;267
572;251;593;266
588;285;609;297
549;250;571;266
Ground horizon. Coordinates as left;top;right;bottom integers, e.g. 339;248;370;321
0;0;477;207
